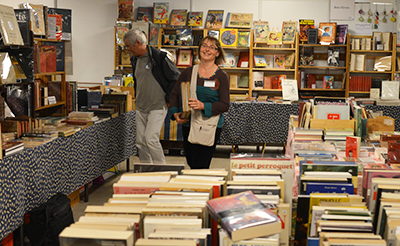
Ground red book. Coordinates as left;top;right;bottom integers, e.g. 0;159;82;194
308;74;316;88
271;76;279;89
237;52;249;68
263;76;272;89
39;45;57;73
346;136;361;158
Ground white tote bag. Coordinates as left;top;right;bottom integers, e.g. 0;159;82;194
187;65;220;147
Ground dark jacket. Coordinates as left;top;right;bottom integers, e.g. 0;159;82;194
130;46;180;103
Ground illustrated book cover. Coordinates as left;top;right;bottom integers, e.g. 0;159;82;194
266;31;283;45
253;55;267;68
318;22;337;44
187;12;203;27
299;19;315;42
237;31;250;48
253;21;269;43
170;9;187;27
335;24;348;45
20;3;45;36
273;54;285;69
14;9;32;46
225;13;253;28
323;76;334;89
118;0;134;19
137;7;153;22
47;8;72;40
206;10;223;29
206;191;281;241
282;21;297;44
219;29;238;47
153;2;169;24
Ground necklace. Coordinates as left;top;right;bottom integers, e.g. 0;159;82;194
198;66;220;79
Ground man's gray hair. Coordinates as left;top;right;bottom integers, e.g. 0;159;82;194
123;29;148;45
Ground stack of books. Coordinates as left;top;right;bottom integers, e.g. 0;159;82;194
293;127;323;141
324;128;354;141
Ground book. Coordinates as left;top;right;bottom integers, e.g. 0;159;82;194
237;52;249;68
118;0;134;19
223;53;238;67
42;41;65;72
0;4;24;45
253;21;269;43
318;22;337;44
20;3;45;36
136;238;198;246
273;54;285;69
335;24;348;44
137;7;153;22
38;46;57;73
170;9;187;27
153;2;169;24
59;227;134;246
206;10;223;29
225;13;253;29
47;14;62;40
219;28;238;47
264;55;274;69
207;191;281;241
299;19;315;42
253;71;264;89
0;52;17;84
284;52;295;68
323;76;334;89
346;136;361;158
14;9;32;46
47;8;72;40
299;47;314;66
281;79;299;101
266;31;282;45
237;31;250;48
253;55;267;67
282;21;297;44
187;12;203;27
116;20;131;45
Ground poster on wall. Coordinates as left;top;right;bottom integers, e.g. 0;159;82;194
330;0;355;21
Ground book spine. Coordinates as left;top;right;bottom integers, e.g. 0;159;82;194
113;186;159;194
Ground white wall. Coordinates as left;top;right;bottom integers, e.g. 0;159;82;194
2;0;399;83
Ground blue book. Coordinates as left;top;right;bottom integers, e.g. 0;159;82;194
306;182;354;195
307;237;319;246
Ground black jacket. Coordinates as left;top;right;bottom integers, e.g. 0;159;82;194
130;46;180;103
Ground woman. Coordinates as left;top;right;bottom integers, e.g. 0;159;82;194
169;36;230;169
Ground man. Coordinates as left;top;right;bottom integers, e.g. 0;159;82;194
123;29;180;163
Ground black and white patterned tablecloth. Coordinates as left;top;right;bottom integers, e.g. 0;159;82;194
220;102;299;145
0;111;136;240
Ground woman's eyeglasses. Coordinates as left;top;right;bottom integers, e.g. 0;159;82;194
201;44;218;51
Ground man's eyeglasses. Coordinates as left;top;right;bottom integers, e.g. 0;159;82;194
201;44;218;51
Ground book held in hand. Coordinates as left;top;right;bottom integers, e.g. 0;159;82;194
206;191;281;241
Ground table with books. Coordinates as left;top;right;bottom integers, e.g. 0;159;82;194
0;110;137;240
220;102;299;145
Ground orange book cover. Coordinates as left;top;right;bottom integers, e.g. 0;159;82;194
39;46;57;73
346;136;361;158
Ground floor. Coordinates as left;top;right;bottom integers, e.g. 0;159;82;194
71;144;284;221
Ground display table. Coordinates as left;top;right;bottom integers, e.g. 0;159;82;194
0;111;136;240
365;105;400;131
220;102;299;145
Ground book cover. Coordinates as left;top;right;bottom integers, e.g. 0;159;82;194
137;7;153;22
118;0;134;19
42;41;65;72
318;22;337;44
237;31;250;48
38;46;57;73
305;182;354;195
223;53;238;67
0;4;24;45
253;21;269;43
265;55;273;69
47;14;62;40
284;52;295;68
116;21;131;45
219;29;238;47
153;2;169;24
237;52;249;68
282;21;297;44
187;12;203;27
299;47;314;66
266;31;283;45
323;76;334;89
299;19;315;42
225;13;253;29
273;55;285;69
13;9;31;46
48;8;72;40
346;136;361;158
206;191;281;241
335;24;348;44
206;10;223;29
20;3;46;36
253;55;267;67
253;71;264;89
170;9;187;27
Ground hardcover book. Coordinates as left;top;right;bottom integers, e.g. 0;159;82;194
265;55;274;69
323;76;334;89
299;19;315;42
187;12;203;27
170;9;187;27
266;31;282;45
47;14;62;40
206;191;281;241
118;0;134;19
237;31;250;48
318;22;337;44
253;71;264;89
225;13;253;28
273;54;285;69
47;8;72;40
253;55;267;68
219;29;238;47
153;2;169;24
253;21;269;43
222;53;238;67
137;7;153;22
0;4;24;45
282;21;297;44
42;41;65;72
116;21;131;45
206;10;223;29
20;3;45;36
38;45;57;73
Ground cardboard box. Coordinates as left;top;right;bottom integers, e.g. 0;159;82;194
366;116;395;133
310;119;355;130
68;189;80;207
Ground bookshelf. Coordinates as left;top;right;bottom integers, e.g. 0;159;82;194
33;38;67;117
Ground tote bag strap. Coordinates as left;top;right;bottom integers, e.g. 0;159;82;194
190;65;199;100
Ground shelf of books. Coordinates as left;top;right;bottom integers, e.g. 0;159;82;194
346;33;397;98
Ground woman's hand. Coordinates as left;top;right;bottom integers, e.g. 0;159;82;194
189;99;204;110
174;112;189;124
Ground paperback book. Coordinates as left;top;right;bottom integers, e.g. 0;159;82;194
206;10;223;29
